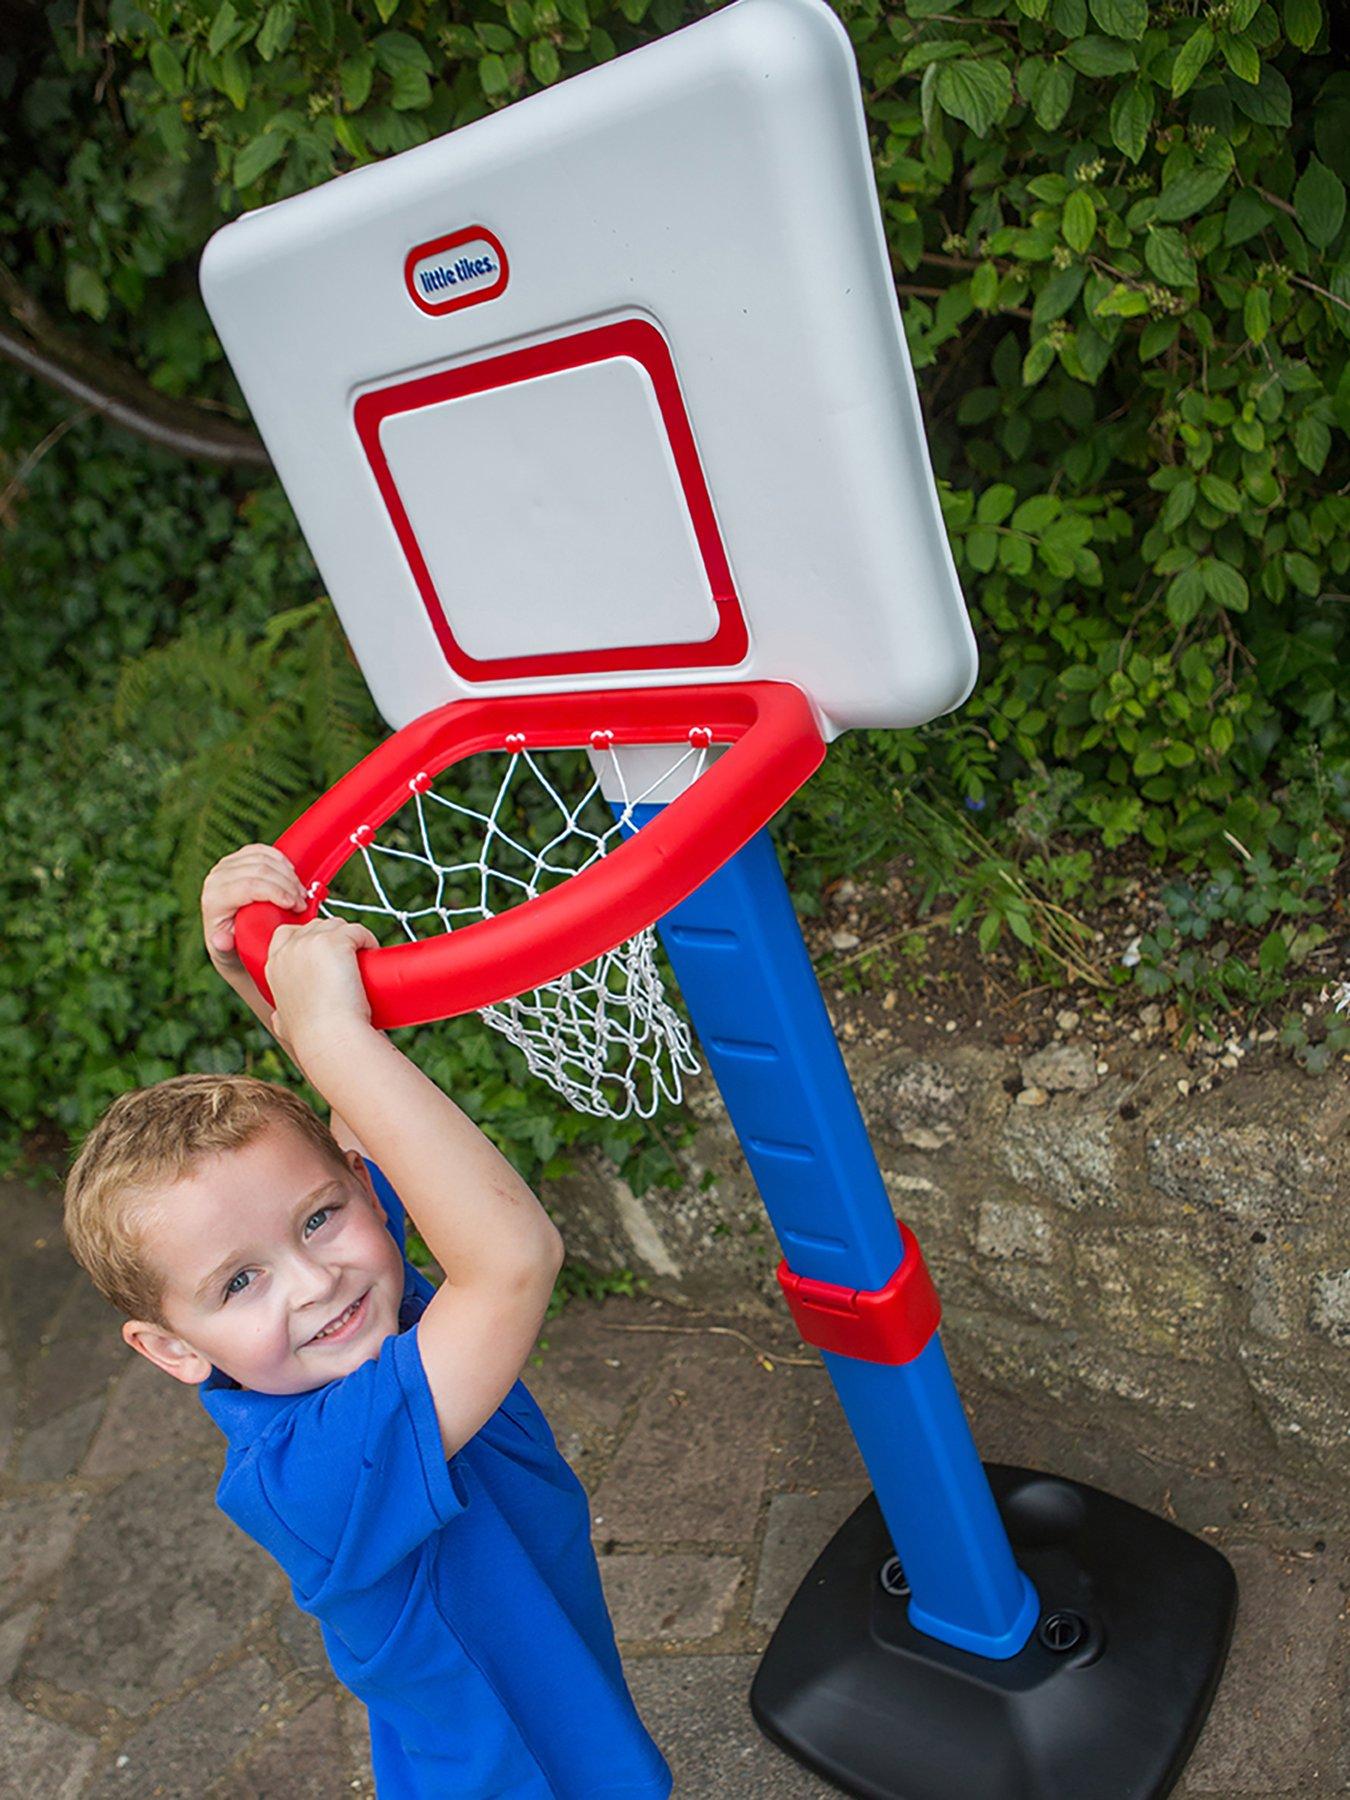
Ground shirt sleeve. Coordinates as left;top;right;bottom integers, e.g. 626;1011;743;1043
218;1324;467;1604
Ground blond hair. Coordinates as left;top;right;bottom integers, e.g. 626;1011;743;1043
64;1074;347;1323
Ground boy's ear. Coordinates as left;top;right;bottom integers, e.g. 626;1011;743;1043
345;1149;386;1222
122;1319;214;1386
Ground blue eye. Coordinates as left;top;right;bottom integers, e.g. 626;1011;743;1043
304;1207;333;1235
224;1270;252;1299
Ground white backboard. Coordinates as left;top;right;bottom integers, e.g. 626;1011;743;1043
200;0;976;739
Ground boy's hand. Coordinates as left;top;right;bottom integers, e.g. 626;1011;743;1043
265;917;380;1066
202;845;309;977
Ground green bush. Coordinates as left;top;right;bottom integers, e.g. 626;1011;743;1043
1;0;1346;1165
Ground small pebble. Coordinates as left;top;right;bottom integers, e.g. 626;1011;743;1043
882;991;898;1011
1177;1078;1191;1096
944;1020;957;1033
1056;1009;1080;1032
1096;1060;1109;1074
1016;1086;1049;1107
830;930;860;950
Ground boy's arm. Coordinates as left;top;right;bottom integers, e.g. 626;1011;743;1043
201;846;366;1150
267;918;565;1460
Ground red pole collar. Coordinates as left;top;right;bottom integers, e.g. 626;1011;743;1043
777;1220;941;1366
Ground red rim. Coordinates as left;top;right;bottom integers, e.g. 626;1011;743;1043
234;682;824;1030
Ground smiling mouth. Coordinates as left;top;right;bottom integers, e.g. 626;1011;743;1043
304;1290;371;1347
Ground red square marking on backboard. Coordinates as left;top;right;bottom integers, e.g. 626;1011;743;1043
352;318;748;685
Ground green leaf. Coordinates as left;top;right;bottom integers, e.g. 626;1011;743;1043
970;261;1000;310
1293;413;1332;473
1283;0;1322;50
1012;494;1060;532
1294;157;1346;250
1063;190;1096;253
257;3;296;61
373;30;432;72
1023;58;1074;130
1243;285;1271;344
1110;80;1154;162
934;58;1014;137
233;132;287;188
1202;559;1249;609
1223;188;1272;245
529;37;560;82
1088;0;1146;38
966;526;999;571
1050;0;1087;32
478;52;510;96
1154;166;1229;223
1198;473;1241;513
1160;477;1196;531
1218;32;1260;84
65;261;109;321
1166;564;1206;626
373;0;399;21
389;64;431;109
1258;928;1288;974
1170;25;1213;97
1231;64;1292;127
1022;337;1056;385
977;483;1017;525
148;41;185;96
339;51;374;110
506;0;535;33
1032;263;1086;327
1138;317;1178;359
1063;35;1136;76
207;0;240;56
1283;551;1321;595
216;48;249;109
1144;225;1196;287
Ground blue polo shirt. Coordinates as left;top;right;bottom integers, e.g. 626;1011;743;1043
201;1168;672;1799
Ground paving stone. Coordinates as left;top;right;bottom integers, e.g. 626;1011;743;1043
0;1697;98;1800
0;1329;16;1480
1;1184;81;1371
624;1653;835;1797
1180;1542;1348;1794
85;1656;275;1798
526;1298;676;1487
0;1492;86;1613
19;1325;128;1430
210;1691;348;1800
274;1602;328;1677
591;1341;779;1545
767;1367;868;1492
25;1461;282;1711
82;1355;221;1479
15;1395;106;1484
598;1552;743;1641
0;1605;40;1687
333;1683;376;1796
751;1488;869;1628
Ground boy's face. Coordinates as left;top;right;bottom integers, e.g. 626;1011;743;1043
126;1123;406;1394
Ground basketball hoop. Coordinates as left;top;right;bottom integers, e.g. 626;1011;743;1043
235;683;824;1110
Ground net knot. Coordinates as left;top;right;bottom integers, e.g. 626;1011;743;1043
350;823;374;848
409;770;432;794
504;732;527;752
589;729;615;750
689;726;713;748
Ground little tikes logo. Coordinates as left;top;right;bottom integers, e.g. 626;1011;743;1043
405;226;509;317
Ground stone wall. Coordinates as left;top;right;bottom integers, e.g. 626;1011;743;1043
547;1017;1350;1497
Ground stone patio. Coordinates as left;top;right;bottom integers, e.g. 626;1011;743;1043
2;1175;1347;1798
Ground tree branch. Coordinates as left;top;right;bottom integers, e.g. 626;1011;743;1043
0;269;269;467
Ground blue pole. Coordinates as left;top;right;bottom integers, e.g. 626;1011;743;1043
635;815;1038;1659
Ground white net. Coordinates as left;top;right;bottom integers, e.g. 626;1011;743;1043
316;731;711;1120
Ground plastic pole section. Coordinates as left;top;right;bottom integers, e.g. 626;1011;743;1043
631;812;1038;1659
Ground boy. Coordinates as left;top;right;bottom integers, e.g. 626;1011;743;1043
63;844;673;1799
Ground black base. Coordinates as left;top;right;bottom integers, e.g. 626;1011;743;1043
750;1464;1237;1800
